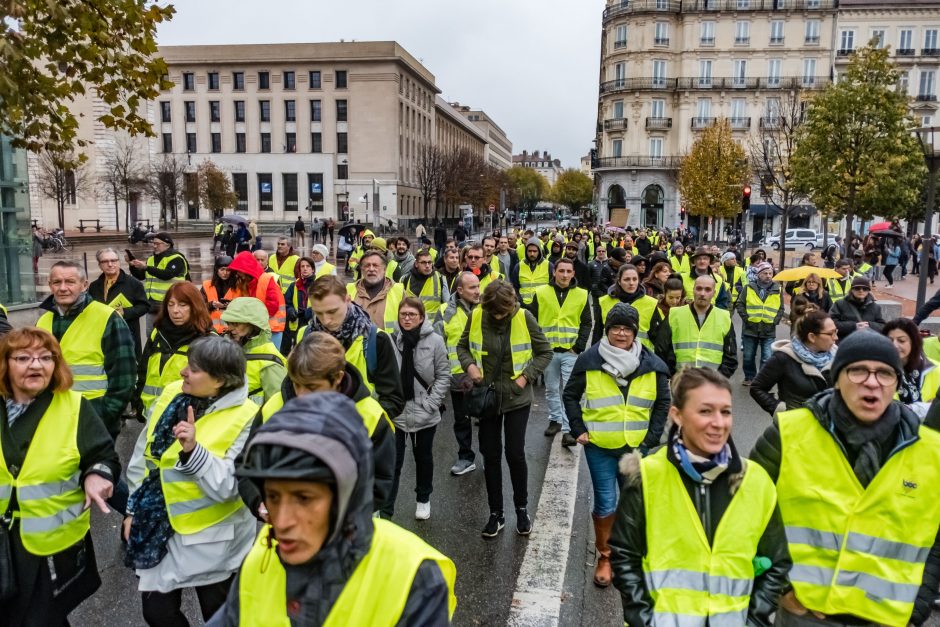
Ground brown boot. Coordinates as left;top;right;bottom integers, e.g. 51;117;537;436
592;513;616;587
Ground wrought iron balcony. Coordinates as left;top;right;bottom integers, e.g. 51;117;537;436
805;36;820;44
897;48;915;56
593;155;682;170
604;118;629;131
613;39;628;49
730;117;752;129
923;48;940;57
917;94;938;102
682;0;836;11
700;37;715;46
759;116;781;129
600;77;674;94
676;76;759;90
654;37;670;46
646;117;673;129
691;117;717;129
836;49;854;57
602;76;830;96
769;36;785;45
602;0;681;23
735;37;751;45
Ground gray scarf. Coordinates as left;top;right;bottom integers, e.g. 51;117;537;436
598;336;641;385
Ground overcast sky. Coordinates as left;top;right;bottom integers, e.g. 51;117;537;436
157;0;604;169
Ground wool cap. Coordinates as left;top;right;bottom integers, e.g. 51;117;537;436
830;330;902;382
153;232;174;246
605;302;639;334
312;244;329;258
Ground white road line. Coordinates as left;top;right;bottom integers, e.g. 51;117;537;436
508;443;582;626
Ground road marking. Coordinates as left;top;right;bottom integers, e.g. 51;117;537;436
508;443;582;626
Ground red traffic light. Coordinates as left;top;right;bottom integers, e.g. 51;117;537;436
743;185;752;197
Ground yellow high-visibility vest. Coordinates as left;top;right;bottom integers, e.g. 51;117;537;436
441;302;472;375
719;265;744;303
315;262;336;278
682;272;725;307
777;408;940;626
245;341;286;405
582;369;657;448
348;282;405;334
238;520;456;626
598;294;658;350
261;391;390;434
145;380;257;535
404;273;446;321
517;260;550;305
743;286;781;325
468;307;532;379
533;284;588;350
296;327;376;396
925;336;940;366
36;301;113;399
669;305;731;370
669;255;690;275
144;252;188;302
642;448;776;626
268;254;299;293
140;329;191;411
0;390;89;556
827;277;850;303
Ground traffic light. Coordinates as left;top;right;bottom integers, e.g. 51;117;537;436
742;185;752;211
679;207;686;222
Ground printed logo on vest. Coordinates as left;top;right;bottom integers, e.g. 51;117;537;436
902;479;918;493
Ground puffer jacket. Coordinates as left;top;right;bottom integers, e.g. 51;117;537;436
456;302;553;413
830;292;885;340
391;320;450;432
609;428;791;627
735;280;784;338
227;251;281;318
749;340;832;416
207;394;451;626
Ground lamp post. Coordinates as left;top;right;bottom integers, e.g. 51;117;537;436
916;126;940;311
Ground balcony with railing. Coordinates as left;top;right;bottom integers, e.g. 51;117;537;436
917;93;938;102
654;37;670;46
602;0;681;23
897;48;916;56
602;75;829;96
759;116;781;129
646;117;673;129
613;39;628;49
604;118;629;131
700;36;715;46
682;0;836;11
734;36;751;45
805;36;820;44
923;48;940;57
730;117;752;129
770;36;785;45
692;117;717;129
593;155;682;170
600;77;674;94
676;76;759;90
836;48;855;57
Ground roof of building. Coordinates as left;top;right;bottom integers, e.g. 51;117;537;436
435;96;488;143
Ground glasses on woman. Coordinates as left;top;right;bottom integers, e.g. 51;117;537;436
399;311;422;319
844;366;897;386
9;354;55;366
608;325;632;336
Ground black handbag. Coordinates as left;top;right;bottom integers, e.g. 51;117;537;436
465;383;497;418
0;513;17;602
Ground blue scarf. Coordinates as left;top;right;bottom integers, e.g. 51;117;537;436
673;437;731;485
790;337;835;370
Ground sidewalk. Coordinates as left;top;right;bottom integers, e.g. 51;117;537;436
869;271;925;317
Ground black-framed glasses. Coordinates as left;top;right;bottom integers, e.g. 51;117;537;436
844;366;897;386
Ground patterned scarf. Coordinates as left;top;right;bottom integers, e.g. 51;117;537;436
789;337;835;370
673;435;731;485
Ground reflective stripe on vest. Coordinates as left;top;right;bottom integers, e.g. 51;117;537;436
140;329;191;411
468;307;532;379
776;408;940;625
582;369;657;448
238;520;456;626
146;380;257;534
518;260;550;304
405;273;445;320
36;301;112;399
267;255;298;292
598;294;658;350
202;280;236;334
642;448;776;627
442;303;472;375
668;305;731;370
744;286;781;325
261;391;390;435
827;278;849;303
669;255;690;275
534;284;588;350
245;341;286;405
0;391;89;556
145;253;187;301
257;273;287;333
348;282;404;334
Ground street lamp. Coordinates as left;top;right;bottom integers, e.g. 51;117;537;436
916;126;940;310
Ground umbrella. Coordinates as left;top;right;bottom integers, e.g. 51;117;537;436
773;266;842;282
870;229;904;239
220;214;249;225
605;225;626;234
868;221;894;233
337;223;365;241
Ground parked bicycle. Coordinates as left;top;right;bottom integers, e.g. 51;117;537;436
42;228;72;253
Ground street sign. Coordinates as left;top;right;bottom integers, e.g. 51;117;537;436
488;204;496;213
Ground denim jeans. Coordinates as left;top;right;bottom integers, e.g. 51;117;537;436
742;335;774;381
544;351;577;431
270;331;283;350
584;445;626;517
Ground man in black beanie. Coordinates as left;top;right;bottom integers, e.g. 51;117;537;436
829;275;885;341
751;330;940;626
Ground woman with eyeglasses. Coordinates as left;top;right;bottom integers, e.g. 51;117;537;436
750;310;837;416
0;328;120;627
830;276;885;341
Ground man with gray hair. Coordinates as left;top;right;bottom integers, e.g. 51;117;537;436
88;247;150;358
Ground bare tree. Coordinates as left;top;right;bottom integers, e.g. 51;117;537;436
100;137;146;231
145;155;186;229
748;91;810;270
416;143;445;223
33;150;92;229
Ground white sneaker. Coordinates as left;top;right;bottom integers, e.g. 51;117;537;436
416;501;431;520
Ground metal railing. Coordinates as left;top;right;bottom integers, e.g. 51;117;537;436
691;117;717;129
600;77;673;93
646;117;673;129
730;117;752;129
602;76;830;95
604;118;629;130
602;0;681;22
759;116;781;129
681;0;836;11
593;155;682;169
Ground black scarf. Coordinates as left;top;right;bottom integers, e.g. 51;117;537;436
154;319;206;352
831;392;900;487
311;302;373;349
399;327;422;401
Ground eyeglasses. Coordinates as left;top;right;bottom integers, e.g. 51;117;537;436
9;354;55;366
466;255;483;261
816;330;838;337
416;259;433;265
399;311;422;319
608;325;633;336
844;366;897;386
852;286;871;292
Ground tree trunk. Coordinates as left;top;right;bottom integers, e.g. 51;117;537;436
58;198;65;230
845;211;855;255
778;210;790;271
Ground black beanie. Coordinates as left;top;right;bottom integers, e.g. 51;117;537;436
605;303;639;334
830;330;903;382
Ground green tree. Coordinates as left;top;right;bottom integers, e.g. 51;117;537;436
505;166;549;213
791;42;926;245
551;169;593;212
1;1;175;156
197;161;238;220
678;119;747;242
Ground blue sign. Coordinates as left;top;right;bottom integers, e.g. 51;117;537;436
310;182;322;193
260;182;272;193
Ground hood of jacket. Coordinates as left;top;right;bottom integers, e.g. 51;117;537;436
228;250;263;279
222;296;273;342
523;237;544;267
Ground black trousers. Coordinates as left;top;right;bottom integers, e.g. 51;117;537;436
479;404;530;513
141;575;234;627
884;264;896;285
591;297;604;345
384;425;437;516
450;390;475;462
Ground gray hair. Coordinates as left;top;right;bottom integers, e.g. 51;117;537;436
95;247;120;262
187;336;246;395
49;260;87;282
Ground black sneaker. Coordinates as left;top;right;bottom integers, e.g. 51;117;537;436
544;421;562;437
561;433;577;448
516;508;531;536
481;512;505;538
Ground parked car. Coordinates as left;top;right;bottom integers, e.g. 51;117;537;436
762;229;825;250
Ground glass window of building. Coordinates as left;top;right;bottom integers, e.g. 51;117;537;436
236;132;246;153
770;21;784;45
654;22;669;45
311;132;322;153
186;133;196;153
211;132;221;153
235;100;245;122
700;21;715;46
233;72;245;90
283;173;298;211
160;101;171;122
259;71;270;90
310;100;322;122
309;71;321;89
258;173;273;211
185;101;196;123
336;70;348;88
182;72;194;91
337;132;348;154
162;133;172;153
210;101;220;122
805;20;820;44
286;132;297;153
285;100;296;122
735;21;750;45
261;132;271;153
899;28;913;52
208;72;219;90
283;71;295;90
0;136;37;305
337;100;348;122
232;172;248;212
260;100;271;122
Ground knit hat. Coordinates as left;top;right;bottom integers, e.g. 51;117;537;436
312;244;329;258
830;330;903;383
720;252;736;264
370;237;388;252
153;232;174;246
605;302;639;334
851;275;871;289
753;261;773;275
609;247;628;263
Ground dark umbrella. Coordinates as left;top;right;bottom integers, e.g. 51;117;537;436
220;214;250;225
871;229;904;239
337;223;365;241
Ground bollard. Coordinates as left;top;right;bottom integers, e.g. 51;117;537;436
876;300;903;321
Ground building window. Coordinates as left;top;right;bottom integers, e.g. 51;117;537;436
283;71;295;90
233;71;245;90
232;173;248;212
260;100;270;122
311;132;322;153
651;99;665;119
652;60;666;87
920;70;936;99
310;100;321;122
285;100;296;122
803;58;817;86
697;98;712;120
871;29;886;49
839;29;855;53
337;132;348;154
258;173;273;211
654;22;669;45
235;100;245;122
211;132;221;153
210;101;220;122
308;173;324;209
770;21;784;45
160;101;171;122
337;100;348;122
614;25;627;49
261;132;271;153
309;71;321;89
185;101;196;123
186;132;196;153
731;98;746;125
900;71;910;94
208;72;219;90
767;59;781;86
182;72;194;91
649;138;663;159
613;100;624;119
336;70;348;88
926;29;939;52
733;59;747;86
235;132;246;153
259;71;270;90
805;20;820;44
283;173;298;211
162;133;172;153
286;132;297;153
735;21;750;45
612;139;623;158
900;29;914;53
698;59;713;87
337;163;348;179
64;170;76;204
700;21;715;46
